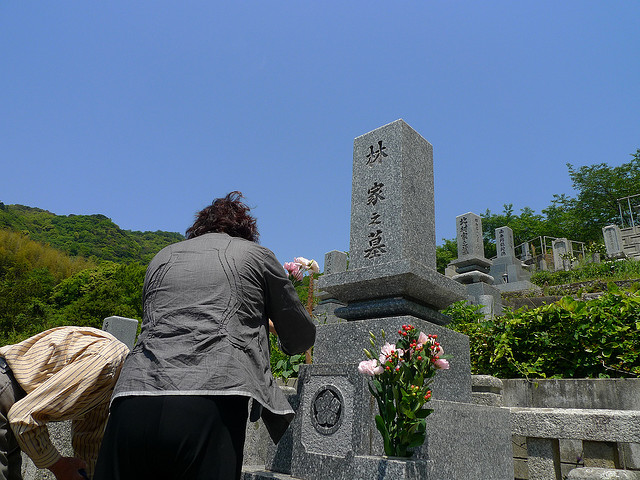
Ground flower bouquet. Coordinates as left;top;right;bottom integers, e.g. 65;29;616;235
284;257;319;363
358;324;449;457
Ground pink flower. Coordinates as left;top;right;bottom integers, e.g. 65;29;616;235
358;359;382;376
283;262;303;281
294;257;310;268
308;259;320;274
294;257;320;274
417;332;428;345
434;358;450;370
380;342;396;357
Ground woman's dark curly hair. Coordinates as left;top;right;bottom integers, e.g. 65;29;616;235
185;191;259;242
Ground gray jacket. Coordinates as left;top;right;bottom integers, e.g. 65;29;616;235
112;232;316;443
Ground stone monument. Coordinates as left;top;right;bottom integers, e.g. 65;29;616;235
448;212;502;318
102;315;139;349
244;120;513;480
490;226;538;293
551;237;575;271
312;250;347;324
603;225;626;259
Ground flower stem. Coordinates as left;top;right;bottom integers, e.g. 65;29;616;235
304;274;314;364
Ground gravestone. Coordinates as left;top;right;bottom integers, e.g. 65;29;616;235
448;212;502;317
552;237;573;271
489;226;538;293
102;315;139;349
319;119;465;323
243;120;513;480
522;242;533;262
313;250;347;324
603;225;625;259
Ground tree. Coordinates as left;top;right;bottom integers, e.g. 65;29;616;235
436;238;457;274
544;150;640;242
480;204;547;258
49;262;146;329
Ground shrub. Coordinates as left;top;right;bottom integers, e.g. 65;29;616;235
444;284;640;378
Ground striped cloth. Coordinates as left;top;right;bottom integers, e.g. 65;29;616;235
0;326;129;475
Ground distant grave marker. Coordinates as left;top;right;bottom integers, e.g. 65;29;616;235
102;316;138;350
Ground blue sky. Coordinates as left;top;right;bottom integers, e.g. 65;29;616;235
2;2;639;269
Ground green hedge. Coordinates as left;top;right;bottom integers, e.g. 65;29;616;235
444;283;640;379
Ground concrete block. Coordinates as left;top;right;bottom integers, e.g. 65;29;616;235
348;119;435;271
619;443;640;470
510;408;640;442
318;259;466;312
264;387;300;475
527;437;561;480
471;375;503;406
583;441;620;469
514;457;529;480
417;400;514;480
560;438;584;464
102;315;139;349
513;434;528;458
324;251;348;275
451;212;488;263
567;467;640;479
502;379;640;411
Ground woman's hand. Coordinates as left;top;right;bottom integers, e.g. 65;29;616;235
268;319;277;335
48;457;88;480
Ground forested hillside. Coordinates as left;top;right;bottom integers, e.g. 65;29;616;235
0;203;184;263
0;204;183;345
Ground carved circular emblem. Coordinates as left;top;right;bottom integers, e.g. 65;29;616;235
311;385;344;435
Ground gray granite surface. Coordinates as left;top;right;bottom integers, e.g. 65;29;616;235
567;468;640;480
348;119;435;271
452;270;494;284
449;212;492;270
311;316;471;404
510;407;640;442
603;225;625;257
334;297;451;324
317;259;466;310
102;315;139;350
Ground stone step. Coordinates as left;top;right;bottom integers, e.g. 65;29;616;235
242;466;301;480
567;467;640;479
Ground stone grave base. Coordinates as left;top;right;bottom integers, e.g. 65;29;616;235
495;279;541;293
244;395;513;480
466;281;503;315
318;260;466;311
312;317;473;403
244;456;433;480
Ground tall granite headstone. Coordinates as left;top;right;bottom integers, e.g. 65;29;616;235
449;212;492;281
245;120;513;480
552;237;572;271
319;120;465;323
489;226;538;293
448;212;502;317
603;225;625;259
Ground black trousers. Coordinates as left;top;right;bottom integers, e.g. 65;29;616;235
94;395;249;480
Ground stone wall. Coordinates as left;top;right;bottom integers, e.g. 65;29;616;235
622;226;640;260
501;379;640;480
